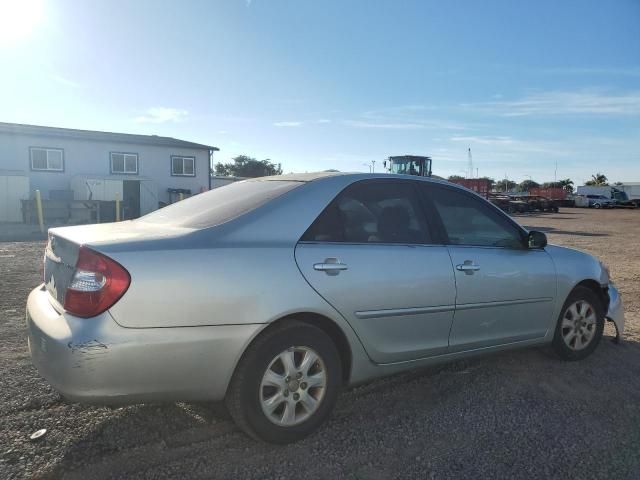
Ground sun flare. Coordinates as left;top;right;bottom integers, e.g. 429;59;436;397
0;0;44;46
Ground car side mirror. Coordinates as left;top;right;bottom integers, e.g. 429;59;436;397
528;230;547;249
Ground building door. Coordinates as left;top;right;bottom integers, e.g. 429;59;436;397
123;180;141;219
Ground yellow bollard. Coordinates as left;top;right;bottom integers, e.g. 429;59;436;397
35;190;45;234
178;192;184;201
115;192;121;222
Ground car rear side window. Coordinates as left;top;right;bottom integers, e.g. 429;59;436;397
302;181;430;244
423;185;525;249
139;180;301;228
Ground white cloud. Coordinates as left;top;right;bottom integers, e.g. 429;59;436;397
134;107;188;123
450;135;515;146
463;89;640;116
449;135;569;156
273;121;302;127
343;119;465;130
51;74;81;88
343;120;431;130
316;119;332;124
361;105;432;120
537;66;640;77
345;104;466;130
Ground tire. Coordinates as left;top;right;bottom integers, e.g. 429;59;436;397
594;203;601;209
225;320;342;443
552;286;605;361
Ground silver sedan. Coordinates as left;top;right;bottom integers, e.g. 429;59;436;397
26;172;624;443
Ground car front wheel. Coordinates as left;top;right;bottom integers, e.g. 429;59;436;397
552;286;604;361
226;320;342;443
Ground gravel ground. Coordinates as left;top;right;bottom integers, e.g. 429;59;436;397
1;208;639;479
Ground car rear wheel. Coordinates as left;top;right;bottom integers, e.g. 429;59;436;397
226;321;342;443
552;286;604;361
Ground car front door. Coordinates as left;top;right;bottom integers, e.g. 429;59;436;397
421;184;557;352
295;180;457;364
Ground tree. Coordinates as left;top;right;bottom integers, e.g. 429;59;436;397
214;155;283;178
585;173;608;186
496;178;516;192
447;175;466;182
541;179;573;193
519;179;540;192
559;178;574;193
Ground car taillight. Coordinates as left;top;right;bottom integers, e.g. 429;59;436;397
63;246;131;318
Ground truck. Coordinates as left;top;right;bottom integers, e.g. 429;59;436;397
449;178;492;199
384;155;432;177
616;183;640;206
576;186;636;207
573;194;615;209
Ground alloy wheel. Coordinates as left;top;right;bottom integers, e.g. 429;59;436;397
260;346;327;426
561;300;597;351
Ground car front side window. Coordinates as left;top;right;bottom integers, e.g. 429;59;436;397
424;185;525;249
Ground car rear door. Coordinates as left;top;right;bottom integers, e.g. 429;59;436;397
420;183;557;352
295;179;457;364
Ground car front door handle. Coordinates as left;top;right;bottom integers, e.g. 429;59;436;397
456;261;480;274
314;258;348;274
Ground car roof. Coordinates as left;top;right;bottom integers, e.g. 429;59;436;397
256;171;454;187
258;171;347;182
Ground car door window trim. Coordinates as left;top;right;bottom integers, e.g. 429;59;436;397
297;240;447;248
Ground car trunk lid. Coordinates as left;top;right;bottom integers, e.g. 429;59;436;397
44;221;192;309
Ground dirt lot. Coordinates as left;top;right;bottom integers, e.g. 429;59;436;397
1;208;639;479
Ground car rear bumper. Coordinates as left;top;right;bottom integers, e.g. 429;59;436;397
606;283;624;338
26;285;261;404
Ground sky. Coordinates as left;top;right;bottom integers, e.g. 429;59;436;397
0;0;639;184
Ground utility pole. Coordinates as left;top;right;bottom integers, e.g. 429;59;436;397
554;160;558;183
467;148;473;178
371;160;376;173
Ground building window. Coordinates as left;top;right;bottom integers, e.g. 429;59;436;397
171;156;195;176
110;152;138;174
30;147;64;171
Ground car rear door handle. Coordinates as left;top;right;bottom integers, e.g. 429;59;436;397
456;261;480;274
314;258;348;274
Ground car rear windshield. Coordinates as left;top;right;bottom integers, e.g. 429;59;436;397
139;180;302;228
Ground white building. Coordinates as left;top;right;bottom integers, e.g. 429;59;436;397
0;122;218;222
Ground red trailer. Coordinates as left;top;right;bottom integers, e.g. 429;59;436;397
448;179;491;198
529;187;567;200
